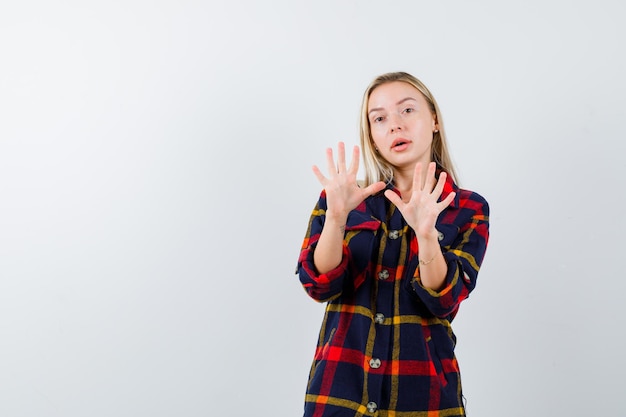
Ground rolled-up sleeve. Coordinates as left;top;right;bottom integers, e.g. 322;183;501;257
297;192;381;303
298;240;351;302
409;192;490;319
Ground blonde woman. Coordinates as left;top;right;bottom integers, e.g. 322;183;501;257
297;72;490;416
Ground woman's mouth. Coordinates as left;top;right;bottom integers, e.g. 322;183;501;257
391;139;411;151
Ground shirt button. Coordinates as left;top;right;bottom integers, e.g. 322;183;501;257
366;401;378;413
388;230;400;240
374;313;385;324
437;231;444;241
369;358;381;369
378;270;389;280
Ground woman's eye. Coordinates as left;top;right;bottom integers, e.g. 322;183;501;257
404;108;414;114
373;116;384;123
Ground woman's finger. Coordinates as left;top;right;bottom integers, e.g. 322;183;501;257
412;162;423;193
363;180;386;197
425;162;437;193
312;165;327;185
384;189;404;209
337;142;347;173
431;171;447;200
325;147;337;177
347;145;360;175
438;191;456;210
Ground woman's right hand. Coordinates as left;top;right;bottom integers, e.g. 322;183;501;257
312;142;386;221
311;142;385;274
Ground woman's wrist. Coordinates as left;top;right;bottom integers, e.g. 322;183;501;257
416;227;439;243
324;210;348;227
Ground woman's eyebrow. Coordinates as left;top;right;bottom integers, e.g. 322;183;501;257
368;97;418;115
396;97;418;106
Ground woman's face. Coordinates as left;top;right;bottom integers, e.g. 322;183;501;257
367;81;437;171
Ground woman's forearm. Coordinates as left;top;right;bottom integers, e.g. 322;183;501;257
313;213;348;274
415;231;448;291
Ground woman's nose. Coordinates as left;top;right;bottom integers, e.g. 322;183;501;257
389;115;402;132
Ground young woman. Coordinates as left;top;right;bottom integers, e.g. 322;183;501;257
296;72;490;416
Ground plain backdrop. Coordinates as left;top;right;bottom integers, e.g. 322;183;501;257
1;1;625;416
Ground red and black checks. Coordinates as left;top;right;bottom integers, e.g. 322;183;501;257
297;174;489;416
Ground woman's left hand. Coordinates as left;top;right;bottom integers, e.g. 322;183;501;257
384;162;456;240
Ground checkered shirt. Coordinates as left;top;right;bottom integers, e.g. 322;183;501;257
297;174;489;417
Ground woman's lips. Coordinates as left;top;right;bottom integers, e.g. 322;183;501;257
391;139;411;151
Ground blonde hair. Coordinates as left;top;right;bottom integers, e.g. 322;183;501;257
359;72;458;186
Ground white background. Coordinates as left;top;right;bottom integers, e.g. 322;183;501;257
1;1;625;416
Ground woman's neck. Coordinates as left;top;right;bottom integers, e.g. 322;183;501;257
393;164;430;201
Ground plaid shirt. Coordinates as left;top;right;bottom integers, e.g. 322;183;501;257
297;174;489;417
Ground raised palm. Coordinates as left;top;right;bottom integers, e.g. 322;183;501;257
312;142;386;220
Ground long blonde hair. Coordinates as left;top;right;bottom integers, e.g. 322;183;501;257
359;72;458;186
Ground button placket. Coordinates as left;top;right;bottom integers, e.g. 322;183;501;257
369;223;398;415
